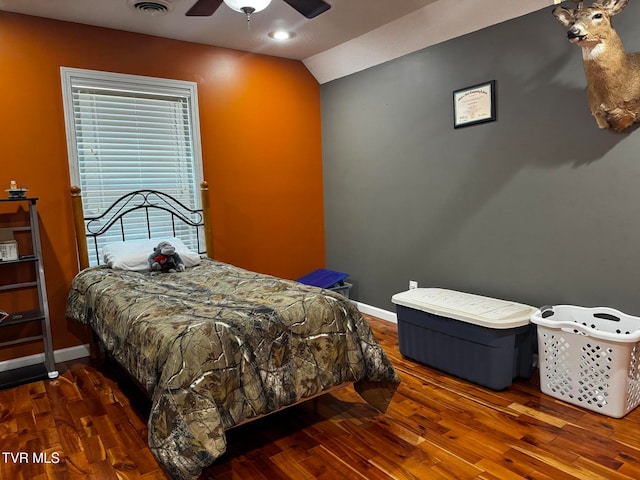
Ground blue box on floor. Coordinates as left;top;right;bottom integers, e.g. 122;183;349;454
392;288;537;390
297;268;348;289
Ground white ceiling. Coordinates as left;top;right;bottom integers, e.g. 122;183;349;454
0;0;557;83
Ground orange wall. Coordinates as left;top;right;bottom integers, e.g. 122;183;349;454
0;11;325;359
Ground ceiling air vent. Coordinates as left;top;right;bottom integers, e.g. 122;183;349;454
128;0;173;16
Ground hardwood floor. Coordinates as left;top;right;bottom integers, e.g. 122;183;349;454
1;315;640;479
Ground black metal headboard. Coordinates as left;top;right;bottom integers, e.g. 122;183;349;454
82;190;206;265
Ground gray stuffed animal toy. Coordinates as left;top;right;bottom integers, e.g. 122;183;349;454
148;241;185;274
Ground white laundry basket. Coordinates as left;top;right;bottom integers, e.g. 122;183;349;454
531;305;640;418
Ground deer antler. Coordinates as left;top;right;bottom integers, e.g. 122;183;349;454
571;0;584;9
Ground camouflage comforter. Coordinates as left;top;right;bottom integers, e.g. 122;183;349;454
66;259;400;479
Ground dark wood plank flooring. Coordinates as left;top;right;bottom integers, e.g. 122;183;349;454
1;315;639;479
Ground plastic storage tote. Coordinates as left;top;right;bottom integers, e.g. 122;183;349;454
531;305;640;418
328;282;352;298
297;269;352;298
392;288;537;390
296;269;348;288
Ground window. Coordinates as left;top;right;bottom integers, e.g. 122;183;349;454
61;68;203;265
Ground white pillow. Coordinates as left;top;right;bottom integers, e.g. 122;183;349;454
102;237;201;271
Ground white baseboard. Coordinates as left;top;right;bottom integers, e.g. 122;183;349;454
355;301;397;324
0;344;90;373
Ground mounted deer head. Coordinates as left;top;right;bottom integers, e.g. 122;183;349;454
553;0;640;131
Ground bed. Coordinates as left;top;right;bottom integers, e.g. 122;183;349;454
65;183;401;480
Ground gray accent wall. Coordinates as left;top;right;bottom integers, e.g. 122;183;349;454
321;4;640;313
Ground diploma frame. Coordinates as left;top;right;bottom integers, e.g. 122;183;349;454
453;80;496;128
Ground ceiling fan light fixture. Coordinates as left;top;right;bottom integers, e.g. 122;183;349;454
222;0;271;14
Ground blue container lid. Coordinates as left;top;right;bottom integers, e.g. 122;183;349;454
296;268;349;288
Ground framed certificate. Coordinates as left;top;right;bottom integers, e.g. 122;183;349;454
453;80;496;128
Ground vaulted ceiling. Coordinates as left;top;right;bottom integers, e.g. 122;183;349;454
0;0;557;82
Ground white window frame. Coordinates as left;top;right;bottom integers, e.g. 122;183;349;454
60;67;204;264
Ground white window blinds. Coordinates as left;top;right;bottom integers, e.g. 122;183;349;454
61;68;204;265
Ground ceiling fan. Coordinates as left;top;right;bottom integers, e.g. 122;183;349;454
186;0;331;20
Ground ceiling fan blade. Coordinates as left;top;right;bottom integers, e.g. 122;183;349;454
282;0;331;19
186;0;223;16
